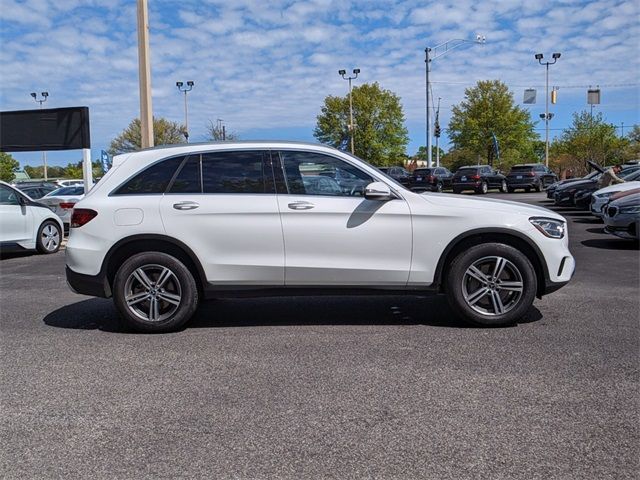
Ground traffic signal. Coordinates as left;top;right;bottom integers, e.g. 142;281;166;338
434;121;441;138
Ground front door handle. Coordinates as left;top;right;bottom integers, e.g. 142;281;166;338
173;201;200;210
288;201;315;210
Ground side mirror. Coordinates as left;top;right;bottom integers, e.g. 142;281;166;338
364;182;394;201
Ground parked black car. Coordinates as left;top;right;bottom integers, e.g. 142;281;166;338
14;184;58;199
452;165;507;194
506;164;557;192
554;165;640;207
378;166;412;187
546;170;602;199
410;167;453;192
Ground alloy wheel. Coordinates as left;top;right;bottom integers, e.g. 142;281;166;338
41;224;60;252
124;264;182;322
462;256;524;316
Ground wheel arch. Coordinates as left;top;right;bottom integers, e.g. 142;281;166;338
101;234;207;297
433;228;549;298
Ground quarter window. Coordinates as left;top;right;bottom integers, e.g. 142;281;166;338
0;185;20;205
113;156;184;195
279;151;372;197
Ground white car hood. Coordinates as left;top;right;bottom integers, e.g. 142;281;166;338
420;193;563;220
594;181;640;196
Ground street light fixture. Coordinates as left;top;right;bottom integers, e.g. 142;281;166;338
425;35;485;167
536;52;561;167
30;91;49;180
338;68;360;154
176;80;195;142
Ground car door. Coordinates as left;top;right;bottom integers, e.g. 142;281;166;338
0;184;32;243
274;150;412;286
159;150;285;286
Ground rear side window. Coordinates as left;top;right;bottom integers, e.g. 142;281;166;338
113;156;184;195
201;151;271;194
169;155;201;193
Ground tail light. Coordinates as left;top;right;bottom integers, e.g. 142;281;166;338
527;172;535;177
471;175;481;180
59;202;76;209
70;209;98;228
427;175;435;181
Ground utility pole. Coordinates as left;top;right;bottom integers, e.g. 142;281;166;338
338;69;360;154
424;35;485;168
137;0;154;148
30;91;49;180
435;97;441;167
535;52;561;167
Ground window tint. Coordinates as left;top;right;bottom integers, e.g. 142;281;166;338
169;155;201;193
202;151;270;194
414;168;433;175
52;186;84;196
456;168;478;175
0;185;20;205
280;151;372;197
113;156;184;195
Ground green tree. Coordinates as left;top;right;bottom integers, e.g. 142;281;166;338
314;82;409;166
0;152;19;182
108;117;186;155
448;80;538;170
621;124;640;161
205;120;239;141
441;148;478;172
551;111;627;174
64;162;83;179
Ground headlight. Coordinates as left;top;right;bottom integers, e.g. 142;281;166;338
619;205;640;214
530;217;566;239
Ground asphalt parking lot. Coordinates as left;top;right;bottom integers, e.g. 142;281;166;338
1;192;638;479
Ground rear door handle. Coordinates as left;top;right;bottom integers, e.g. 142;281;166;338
173;201;200;210
288;201;315;210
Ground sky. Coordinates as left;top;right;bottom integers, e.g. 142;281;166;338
1;0;639;169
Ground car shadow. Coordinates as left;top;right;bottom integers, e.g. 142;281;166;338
581;238;639;250
0;250;38;261
585;227;606;234
43;295;543;333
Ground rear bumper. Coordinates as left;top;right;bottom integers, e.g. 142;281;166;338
66;266;111;298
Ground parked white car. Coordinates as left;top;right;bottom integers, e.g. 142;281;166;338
39;185;85;227
0;181;64;254
66;142;574;332
56;179;84;187
590;170;640;217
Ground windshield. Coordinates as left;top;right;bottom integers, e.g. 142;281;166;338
623;170;640;181
414;168;433;175
456;168;478;175
620;167;640;179
509;166;533;173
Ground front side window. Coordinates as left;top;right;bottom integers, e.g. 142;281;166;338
113;156;185;195
201;150;271;194
169;155;201;193
279;151;372;197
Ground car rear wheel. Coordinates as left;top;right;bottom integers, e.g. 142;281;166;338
500;180;508;193
476;182;488;194
436;182;443;192
36;220;62;254
113;252;199;332
453;187;462;194
445;243;537;327
534;183;542;192
507;186;515;193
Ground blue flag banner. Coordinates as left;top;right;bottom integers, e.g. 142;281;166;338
101;149;111;172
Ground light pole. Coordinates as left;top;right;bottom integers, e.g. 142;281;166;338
30;91;49;180
425;35;485;168
176;80;194;142
338;68;360;154
535;52;561;167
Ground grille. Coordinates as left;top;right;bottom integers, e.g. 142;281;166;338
607;206;618;217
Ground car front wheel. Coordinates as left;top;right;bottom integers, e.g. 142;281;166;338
500;180;508;193
113;252;199;332
445;243;537;327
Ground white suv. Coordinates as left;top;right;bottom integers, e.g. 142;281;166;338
66;142;574;332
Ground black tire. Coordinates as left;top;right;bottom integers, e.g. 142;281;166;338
525;187;531;193
113;252;199;333
36;220;62;254
445;243;537;327
534;182;542;192
453;187;461;194
476;181;488;194
436;182;443;193
500;180;508;193
507;186;515;193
